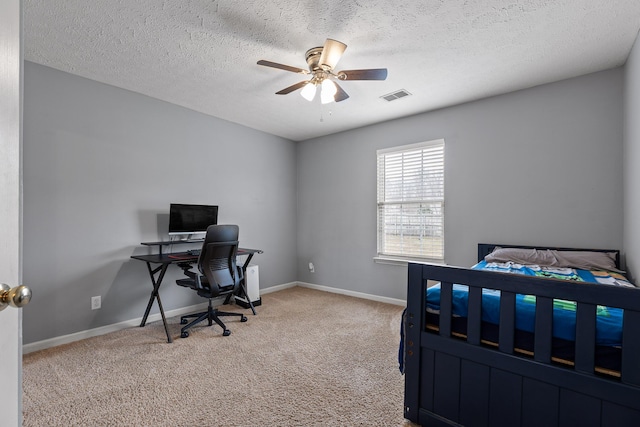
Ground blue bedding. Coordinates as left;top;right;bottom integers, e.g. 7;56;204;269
426;261;631;346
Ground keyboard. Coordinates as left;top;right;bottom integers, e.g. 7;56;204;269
186;249;201;256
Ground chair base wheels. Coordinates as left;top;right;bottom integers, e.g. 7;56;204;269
179;306;247;338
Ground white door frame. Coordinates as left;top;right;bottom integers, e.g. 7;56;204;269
0;0;23;425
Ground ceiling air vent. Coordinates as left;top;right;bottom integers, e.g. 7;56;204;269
381;89;411;102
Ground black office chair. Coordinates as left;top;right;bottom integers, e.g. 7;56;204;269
176;224;247;337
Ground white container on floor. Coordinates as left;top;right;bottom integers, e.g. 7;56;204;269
236;264;261;308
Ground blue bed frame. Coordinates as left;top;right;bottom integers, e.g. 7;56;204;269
403;244;640;427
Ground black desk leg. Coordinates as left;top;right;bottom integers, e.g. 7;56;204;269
240;280;256;316
241;254;257;315
140;262;173;343
224;253;257;315
223;276;256;315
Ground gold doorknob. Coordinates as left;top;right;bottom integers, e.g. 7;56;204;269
0;284;32;311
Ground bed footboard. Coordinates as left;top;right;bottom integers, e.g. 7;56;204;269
404;263;640;427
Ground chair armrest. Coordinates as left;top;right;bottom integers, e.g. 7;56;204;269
176;262;207;290
177;262;196;278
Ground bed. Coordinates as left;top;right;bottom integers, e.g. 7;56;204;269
401;244;640;427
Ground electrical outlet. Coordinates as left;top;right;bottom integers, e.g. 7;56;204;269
91;296;101;310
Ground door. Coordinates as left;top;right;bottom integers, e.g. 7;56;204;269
0;0;23;425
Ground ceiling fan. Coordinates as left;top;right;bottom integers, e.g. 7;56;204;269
257;38;388;104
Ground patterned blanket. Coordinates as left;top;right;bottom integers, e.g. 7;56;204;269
425;261;634;346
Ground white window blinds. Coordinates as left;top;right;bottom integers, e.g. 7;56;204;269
377;139;445;260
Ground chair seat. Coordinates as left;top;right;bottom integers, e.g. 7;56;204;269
177;278;234;296
196;285;234;299
176;278;196;288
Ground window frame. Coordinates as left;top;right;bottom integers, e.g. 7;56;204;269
376;139;445;264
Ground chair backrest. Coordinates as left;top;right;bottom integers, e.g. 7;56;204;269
197;225;241;295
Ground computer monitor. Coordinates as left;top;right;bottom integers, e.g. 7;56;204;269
168;203;218;236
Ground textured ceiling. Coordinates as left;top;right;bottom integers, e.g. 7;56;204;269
24;0;640;141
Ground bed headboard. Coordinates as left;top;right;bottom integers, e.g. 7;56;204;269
477;243;621;269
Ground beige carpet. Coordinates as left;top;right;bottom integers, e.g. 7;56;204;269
23;286;418;426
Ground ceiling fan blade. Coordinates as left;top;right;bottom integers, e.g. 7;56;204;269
275;80;309;95
337;68;388;81
318;39;347;70
333;81;350;102
257;60;309;74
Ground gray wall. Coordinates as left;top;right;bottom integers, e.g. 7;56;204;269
624;31;640;283
23;60;629;344
297;69;624;301
23;62;297;344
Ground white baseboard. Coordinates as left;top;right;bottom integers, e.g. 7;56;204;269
296;281;406;306
259;281;298;294
23;302;209;354
23;281;404;353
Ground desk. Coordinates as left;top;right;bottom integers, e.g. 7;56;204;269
131;246;263;343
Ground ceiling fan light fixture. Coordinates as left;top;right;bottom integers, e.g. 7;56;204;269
301;82;317;101
319;39;347;69
321;79;337;104
257;38;387;103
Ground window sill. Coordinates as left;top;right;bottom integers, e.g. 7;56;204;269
373;256;446;266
